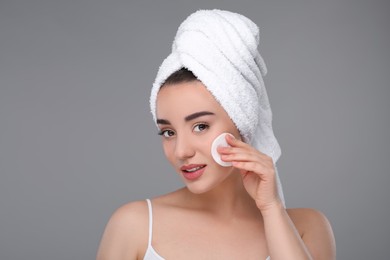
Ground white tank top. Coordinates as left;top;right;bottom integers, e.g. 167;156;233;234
143;199;270;260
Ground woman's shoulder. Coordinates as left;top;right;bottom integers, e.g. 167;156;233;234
110;200;148;224
99;190;185;240
286;208;336;258
104;200;149;232
286;207;333;230
96;200;149;259
286;207;333;235
286;207;330;226
107;188;186;221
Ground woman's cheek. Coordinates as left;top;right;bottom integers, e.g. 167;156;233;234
162;141;174;161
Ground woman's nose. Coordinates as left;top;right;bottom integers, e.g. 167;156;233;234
174;135;195;160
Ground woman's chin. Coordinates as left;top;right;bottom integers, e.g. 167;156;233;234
184;183;212;194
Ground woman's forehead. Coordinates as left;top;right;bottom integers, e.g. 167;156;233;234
156;81;224;118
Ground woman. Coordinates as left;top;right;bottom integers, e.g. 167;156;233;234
97;9;336;259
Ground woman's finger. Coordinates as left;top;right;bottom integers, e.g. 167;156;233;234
218;145;272;163
225;134;250;148
224;134;271;159
234;161;275;178
220;152;261;164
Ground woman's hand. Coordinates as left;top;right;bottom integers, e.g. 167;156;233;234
217;134;283;212
218;134;335;259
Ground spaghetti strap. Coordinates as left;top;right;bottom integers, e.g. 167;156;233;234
145;199;153;247
144;198;269;260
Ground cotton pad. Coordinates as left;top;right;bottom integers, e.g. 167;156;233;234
211;133;233;167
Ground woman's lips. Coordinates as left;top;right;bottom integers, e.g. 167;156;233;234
180;164;206;180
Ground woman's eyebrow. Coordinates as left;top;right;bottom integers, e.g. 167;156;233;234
156;111;214;125
185;111;215;121
156;119;171;125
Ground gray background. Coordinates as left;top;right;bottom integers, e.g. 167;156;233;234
0;0;389;259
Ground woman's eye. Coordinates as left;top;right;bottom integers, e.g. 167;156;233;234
193;123;209;132
159;129;175;138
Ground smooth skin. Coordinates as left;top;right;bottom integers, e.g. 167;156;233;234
97;81;336;260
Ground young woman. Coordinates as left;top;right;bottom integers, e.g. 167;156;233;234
97;10;336;260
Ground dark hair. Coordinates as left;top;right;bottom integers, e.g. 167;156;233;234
162;67;198;86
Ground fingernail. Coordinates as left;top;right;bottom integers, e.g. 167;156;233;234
227;133;235;140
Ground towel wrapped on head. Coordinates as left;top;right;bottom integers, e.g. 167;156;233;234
150;9;285;206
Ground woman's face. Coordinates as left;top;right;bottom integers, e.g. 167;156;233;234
156;80;241;194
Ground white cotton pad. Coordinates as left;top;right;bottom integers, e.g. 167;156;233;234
211;133;233;167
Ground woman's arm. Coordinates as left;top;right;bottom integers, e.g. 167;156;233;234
287;208;336;260
262;204;336;260
219;134;336;259
261;202;312;259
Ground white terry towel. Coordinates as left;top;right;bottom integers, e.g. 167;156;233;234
150;9;285;206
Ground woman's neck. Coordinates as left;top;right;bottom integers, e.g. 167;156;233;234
181;172;261;219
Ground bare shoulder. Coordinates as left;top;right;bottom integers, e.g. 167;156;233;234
286;208;331;232
110;200;149;226
96;200;149;260
287;208;336;259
